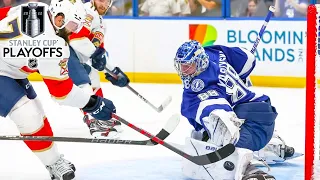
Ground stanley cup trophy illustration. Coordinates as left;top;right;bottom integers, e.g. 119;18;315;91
25;3;40;38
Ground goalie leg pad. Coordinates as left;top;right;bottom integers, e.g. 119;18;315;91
9;96;60;165
67;47;92;86
234;100;277;151
182;137;253;180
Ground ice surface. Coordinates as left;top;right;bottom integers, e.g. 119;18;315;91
0;82;306;179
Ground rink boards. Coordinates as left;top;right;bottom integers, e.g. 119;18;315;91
27;19;314;88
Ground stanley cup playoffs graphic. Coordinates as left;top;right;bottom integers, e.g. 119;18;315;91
21;3;45;38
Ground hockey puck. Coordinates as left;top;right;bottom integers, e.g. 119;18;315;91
224;161;235;171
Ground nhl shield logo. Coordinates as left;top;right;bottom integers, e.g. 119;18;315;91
28;58;38;69
21;3;45;38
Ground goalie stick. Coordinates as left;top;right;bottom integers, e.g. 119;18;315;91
104;67;172;113
250;6;275;54
112;113;236;165
246;6;275;87
0;114;180;146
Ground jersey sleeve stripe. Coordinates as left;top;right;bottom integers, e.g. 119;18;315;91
69;26;91;40
69;37;87;42
41;76;69;81
195;98;232;125
51;94;67;100
19;66;39;74
238;47;256;78
0;7;11;21
42;77;73;98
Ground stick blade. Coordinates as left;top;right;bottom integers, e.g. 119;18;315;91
190;144;236;165
156;96;172;112
163;114;180;133
151;114;180;145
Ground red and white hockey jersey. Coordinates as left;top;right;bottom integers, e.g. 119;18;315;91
0;3;91;108
68;1;106;63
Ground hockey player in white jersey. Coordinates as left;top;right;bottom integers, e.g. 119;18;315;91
0;0;118;179
66;0;129;138
174;40;278;179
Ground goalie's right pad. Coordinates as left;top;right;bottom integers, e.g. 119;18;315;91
182;137;253;180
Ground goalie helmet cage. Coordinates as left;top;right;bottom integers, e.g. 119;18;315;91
307;4;320;180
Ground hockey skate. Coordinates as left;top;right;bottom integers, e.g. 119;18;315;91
242;163;276;180
46;155;75;180
253;131;301;165
84;115;122;139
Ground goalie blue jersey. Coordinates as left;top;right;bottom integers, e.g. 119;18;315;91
181;45;269;131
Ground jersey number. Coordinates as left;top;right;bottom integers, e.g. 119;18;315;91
225;65;248;104
0;18;21;40
198;90;219;101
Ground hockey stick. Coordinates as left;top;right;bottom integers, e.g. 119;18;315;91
112;113;236;165
104;67;172;113
250;6;275;54
246;6;275;86
0;114;180;146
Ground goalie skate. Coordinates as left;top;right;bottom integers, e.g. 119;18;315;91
46;155;75;180
84;115;121;139
253;131;302;165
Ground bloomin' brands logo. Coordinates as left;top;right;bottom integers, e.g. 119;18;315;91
189;24;218;47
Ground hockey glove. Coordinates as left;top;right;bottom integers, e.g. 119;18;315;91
105;67;130;87
82;95;116;121
90;47;107;71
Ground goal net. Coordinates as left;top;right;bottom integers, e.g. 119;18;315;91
306;4;320;180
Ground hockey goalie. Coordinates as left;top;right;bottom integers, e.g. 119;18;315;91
173;40;297;180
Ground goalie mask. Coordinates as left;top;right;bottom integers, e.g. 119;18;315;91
174;40;209;89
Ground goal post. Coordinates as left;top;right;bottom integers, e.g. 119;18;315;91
306;4;320;180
